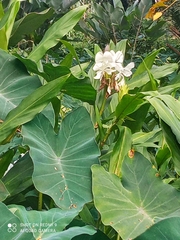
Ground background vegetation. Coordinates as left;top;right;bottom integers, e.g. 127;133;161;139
0;0;180;239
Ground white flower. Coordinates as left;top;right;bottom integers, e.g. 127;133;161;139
115;62;135;81
110;50;124;65
93;51;116;79
93;49;134;95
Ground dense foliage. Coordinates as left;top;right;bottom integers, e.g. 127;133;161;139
0;0;180;239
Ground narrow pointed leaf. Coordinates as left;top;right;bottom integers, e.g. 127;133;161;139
28;6;87;62
0;74;69;144
115;94;144;121
133;49;161;77
146;96;180;144
10;8;53;46
109;126;131;176
92;152;180;240
22;107;100;210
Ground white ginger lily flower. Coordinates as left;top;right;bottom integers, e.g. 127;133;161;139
93;51;116;79
115;62;135;81
93;50;134;95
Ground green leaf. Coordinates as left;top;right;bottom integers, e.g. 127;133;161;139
115;94;144;121
146;96;180;144
128;63;178;90
135;216;180;240
2;153;33;198
109;126;131;177
0;202;34;240
10;8;53;46
0;180;10;201
0;202;95;239
161;121;180;174
0;49;41;120
22;107;100;210
0;0;20;49
0;73;69;144
133;49;161;77
28;6;87;62
8;204;96;239
0;149;14;178
92;152;180;240
60;39;81;67
156;94;180;120
62;76;96;105
132;129;161;145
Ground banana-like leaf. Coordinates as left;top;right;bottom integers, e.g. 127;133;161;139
28;6;87;62
0;49;41;120
22;107;100;210
146;96;180;144
0;0;20;50
92;152;180;240
128;63;178;90
161;121;180;174
133;49;161;77
109;126;131;177
10;8;53;46
115;94;144;121
0;73;69;144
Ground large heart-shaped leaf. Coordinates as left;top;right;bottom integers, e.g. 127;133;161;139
22;107;100;210
135;215;180;240
0;202;34;240
92;152;180;240
0;49;41;120
0;202;96;240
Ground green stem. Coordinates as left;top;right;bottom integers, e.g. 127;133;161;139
100;122;115;149
117;234;122;240
49;198;54;209
38;192;43;211
99;87;107;116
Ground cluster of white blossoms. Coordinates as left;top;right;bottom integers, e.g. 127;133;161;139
93;50;134;95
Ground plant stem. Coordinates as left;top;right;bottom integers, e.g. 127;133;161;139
162;0;177;14
99;87;107;116
131;6;145;61
38;192;43;211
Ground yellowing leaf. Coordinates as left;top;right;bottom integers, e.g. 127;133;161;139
145;7;156;19
145;0;168;19
153;1;168;8
153;11;163;21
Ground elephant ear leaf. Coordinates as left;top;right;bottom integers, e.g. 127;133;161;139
92;152;180;240
22;107;100;211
